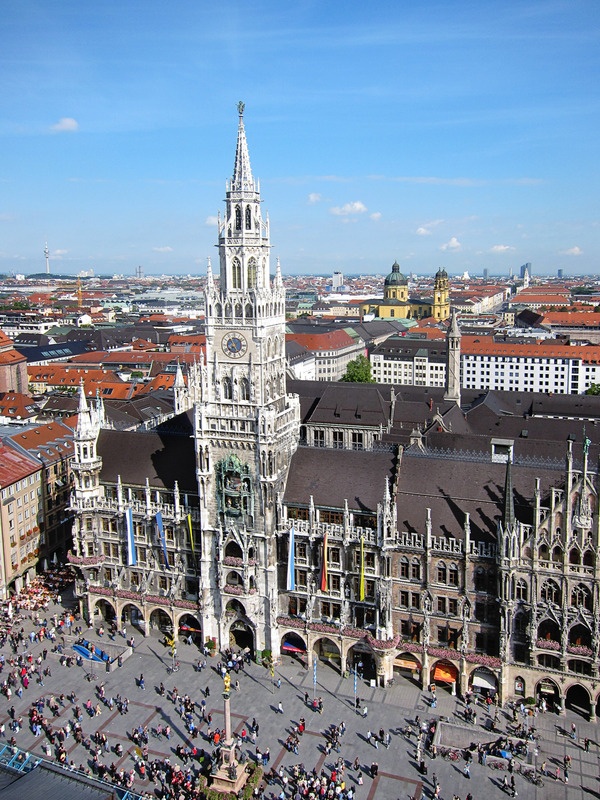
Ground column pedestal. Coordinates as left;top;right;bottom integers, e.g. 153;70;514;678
210;691;249;795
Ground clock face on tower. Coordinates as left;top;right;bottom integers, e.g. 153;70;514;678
222;332;248;358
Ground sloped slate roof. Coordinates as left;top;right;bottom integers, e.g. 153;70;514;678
396;451;559;544
284;446;396;514
304;383;392;428
98;427;196;492
0;760;116;800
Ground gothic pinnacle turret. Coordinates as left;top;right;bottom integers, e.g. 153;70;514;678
231;101;257;194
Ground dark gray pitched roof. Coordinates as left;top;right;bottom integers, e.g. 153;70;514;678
396;451;558;544
0;760;117;800
284;447;397;514
98;424;196;492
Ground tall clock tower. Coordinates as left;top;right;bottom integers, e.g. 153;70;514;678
194;103;300;655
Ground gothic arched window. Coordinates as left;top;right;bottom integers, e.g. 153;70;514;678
235;205;242;231
223;377;233;400
474;567;486;592
571;583;592;611
400;558;409;579
245;206;252;230
448;564;459;586
411;559;421;580
515;579;528;601
437;562;447;584
240;378;250;401
232;258;241;289
248;258;257;289
540;579;561;606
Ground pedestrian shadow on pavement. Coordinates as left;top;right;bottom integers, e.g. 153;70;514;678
581;786;600;799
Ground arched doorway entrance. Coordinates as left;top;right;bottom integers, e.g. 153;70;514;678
536;677;560;712
347;642;376;681
313;637;342;673
229;619;254;654
94;599;116;624
120;603;144;632
281;632;307;664
566;684;591;719
393;652;422;686
430;660;459;693
149;608;173;637
469;667;498;700
178;614;202;646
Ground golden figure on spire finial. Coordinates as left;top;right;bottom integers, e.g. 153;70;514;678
237;101;245;116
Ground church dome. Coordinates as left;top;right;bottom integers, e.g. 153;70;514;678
384;261;408;287
435;267;448;280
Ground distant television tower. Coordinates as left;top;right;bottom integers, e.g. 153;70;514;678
44;242;50;275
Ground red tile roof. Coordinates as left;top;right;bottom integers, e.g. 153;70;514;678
462;335;600;362
0;441;39;486
286;330;357;352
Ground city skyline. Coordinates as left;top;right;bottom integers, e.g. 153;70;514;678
1;1;599;277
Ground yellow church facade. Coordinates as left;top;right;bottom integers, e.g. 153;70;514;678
361;263;450;321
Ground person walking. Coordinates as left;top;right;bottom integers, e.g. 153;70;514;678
139;674;145;690
463;762;470;779
362;705;368;718
277;701;283;714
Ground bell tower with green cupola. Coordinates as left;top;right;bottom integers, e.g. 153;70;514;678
193;102;300;656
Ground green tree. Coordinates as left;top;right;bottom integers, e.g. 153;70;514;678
340;354;374;383
585;384;600;396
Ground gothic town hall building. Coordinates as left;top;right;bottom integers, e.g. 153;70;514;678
69;105;600;721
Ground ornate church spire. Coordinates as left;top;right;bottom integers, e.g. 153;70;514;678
231;101;257;194
502;456;515;530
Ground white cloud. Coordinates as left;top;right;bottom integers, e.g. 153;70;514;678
50;117;79;133
370;212;382;221
52;249;68;258
307;193;322;204
440;236;461;251
152;246;173;253
562;245;582;256
330;201;368;216
205;216;219;226
489;244;515;253
416;219;444;236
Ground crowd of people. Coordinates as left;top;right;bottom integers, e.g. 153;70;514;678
0;569;590;800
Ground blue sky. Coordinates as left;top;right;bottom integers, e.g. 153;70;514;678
1;1;599;277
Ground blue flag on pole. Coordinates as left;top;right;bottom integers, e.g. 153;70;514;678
286;524;295;591
156;512;169;569
125;507;136;566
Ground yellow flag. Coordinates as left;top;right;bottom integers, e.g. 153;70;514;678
359;536;365;601
187;513;195;555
